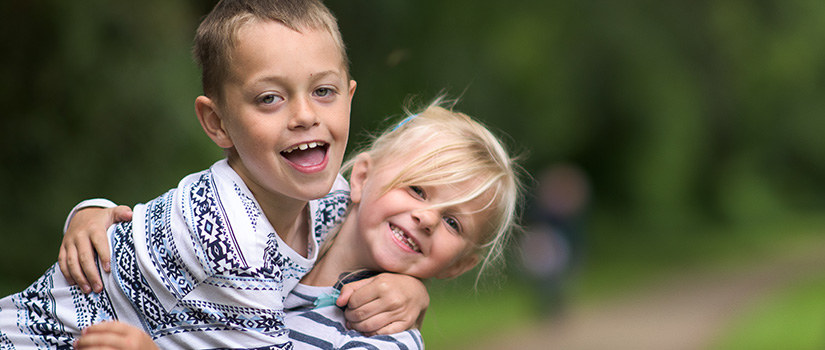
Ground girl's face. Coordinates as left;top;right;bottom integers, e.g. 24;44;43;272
348;151;491;279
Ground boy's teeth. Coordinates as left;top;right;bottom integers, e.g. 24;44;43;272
285;141;324;153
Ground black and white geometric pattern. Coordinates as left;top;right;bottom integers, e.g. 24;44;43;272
0;160;351;349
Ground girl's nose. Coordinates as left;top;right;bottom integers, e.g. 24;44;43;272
288;96;320;130
412;208;439;234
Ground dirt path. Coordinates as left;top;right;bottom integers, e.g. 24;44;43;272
464;243;825;350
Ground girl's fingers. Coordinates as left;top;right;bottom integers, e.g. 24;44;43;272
111;205;134;222
94;205;130;273
90;231;111;274
76;236;103;293
67;242;91;293
57;244;75;285
76;322;158;350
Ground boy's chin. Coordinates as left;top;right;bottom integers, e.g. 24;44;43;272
299;177;338;200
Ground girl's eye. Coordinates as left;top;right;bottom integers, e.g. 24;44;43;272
259;93;283;105
444;216;461;233
409;186;426;199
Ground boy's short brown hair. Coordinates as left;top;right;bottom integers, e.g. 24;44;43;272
193;0;349;99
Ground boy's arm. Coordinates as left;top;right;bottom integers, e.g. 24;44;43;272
336;273;429;335
58;199;133;294
74;321;158;350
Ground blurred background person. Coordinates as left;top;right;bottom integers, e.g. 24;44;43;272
519;163;590;319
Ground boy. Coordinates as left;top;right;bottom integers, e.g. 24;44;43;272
0;0;425;348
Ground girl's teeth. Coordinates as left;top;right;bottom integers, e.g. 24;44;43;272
391;225;420;252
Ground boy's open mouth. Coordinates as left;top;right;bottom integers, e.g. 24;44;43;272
281;141;328;168
391;224;421;253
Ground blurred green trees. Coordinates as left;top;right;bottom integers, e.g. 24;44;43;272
2;0;825;288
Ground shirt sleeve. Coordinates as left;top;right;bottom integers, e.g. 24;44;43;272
62;198;118;234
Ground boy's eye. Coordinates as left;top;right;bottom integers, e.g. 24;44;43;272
258;93;283;105
443;216;461;233
409;186;426;199
314;87;336;98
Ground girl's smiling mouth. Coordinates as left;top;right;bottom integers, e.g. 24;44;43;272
390;223;421;253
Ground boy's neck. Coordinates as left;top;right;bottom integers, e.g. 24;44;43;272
263;204;310;258
300;216;363;286
225;158;312;257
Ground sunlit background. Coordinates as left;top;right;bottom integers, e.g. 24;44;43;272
2;1;825;349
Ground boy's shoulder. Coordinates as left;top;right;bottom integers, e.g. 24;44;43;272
309;173;350;244
313;173;350;209
329;173;350;195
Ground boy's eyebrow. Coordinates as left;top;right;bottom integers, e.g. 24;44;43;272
308;70;345;82
250;70;345;86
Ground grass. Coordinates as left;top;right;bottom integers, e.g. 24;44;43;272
710;273;825;349
420;214;825;350
421;278;537;350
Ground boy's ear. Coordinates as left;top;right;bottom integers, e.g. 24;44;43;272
437;254;480;280
195;95;233;149
349;153;372;204
347;79;357;100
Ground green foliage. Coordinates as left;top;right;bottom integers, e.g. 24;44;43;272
333;0;825;232
0;1;217;283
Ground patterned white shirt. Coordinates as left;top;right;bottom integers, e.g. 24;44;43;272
0;159;350;349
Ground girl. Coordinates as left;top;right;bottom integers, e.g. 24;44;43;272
73;99;522;349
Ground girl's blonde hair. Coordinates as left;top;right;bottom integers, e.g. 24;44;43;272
343;97;523;278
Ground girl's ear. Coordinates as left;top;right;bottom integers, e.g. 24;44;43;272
195;95;233;149
349;153;372;204
437;254;480;280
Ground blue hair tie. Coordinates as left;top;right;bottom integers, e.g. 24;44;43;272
313;289;341;309
392;114;418;131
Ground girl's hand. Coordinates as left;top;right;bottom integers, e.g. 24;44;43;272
336;273;429;335
74;321;158;350
58;205;132;294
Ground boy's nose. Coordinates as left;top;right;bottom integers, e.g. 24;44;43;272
411;208;439;234
288;97;320;129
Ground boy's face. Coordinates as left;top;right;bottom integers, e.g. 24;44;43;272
213;19;355;206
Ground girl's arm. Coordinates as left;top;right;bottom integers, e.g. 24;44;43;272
58;202;133;294
74;321;158;350
337;273;429;335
